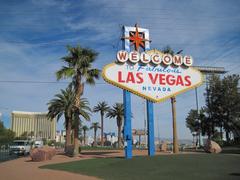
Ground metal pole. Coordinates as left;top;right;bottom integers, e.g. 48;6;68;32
123;90;132;159
157;117;160;145
143;28;153;154
195;87;201;147
171;97;179;153
147;100;155;156
122;26;132;159
143;100;147;148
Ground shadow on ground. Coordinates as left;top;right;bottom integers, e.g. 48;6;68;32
229;173;240;176
221;146;240;154
80;151;118;156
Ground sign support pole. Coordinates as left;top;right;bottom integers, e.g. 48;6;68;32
123;90;132;159
147;100;155;156
144;36;155;156
171;97;179;153
122;26;132;159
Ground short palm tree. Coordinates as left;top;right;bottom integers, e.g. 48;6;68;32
47;86;75;148
106;103;124;148
30;131;34;139
93;101;109;146
38;131;43;138
90;122;101;146
56;45;100;155
81;125;89;145
72;97;92;143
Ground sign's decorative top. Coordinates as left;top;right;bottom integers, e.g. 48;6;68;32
122;24;150;51
102;25;203;103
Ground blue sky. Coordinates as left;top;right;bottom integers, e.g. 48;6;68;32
0;0;239;139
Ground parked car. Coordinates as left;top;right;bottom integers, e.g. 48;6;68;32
9;140;31;155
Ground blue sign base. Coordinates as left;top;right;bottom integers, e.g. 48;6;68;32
123;90;132;159
147;100;155;156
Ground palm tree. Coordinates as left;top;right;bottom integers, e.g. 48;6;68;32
106;103;124;148
20;131;28;140
72;97;91;145
90;122;101;146
30;131;34;140
47;86;75;148
56;45;100;155
81;125;89;145
38;131;43;139
93;101;109;146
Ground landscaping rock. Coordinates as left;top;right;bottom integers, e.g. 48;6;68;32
30;147;56;162
204;140;222;153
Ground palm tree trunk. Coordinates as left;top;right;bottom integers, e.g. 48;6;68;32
73;74;84;156
220;124;223;141
211;122;215;137
94;129;97;146
83;131;86;145
226;130;230;142
66;119;72;146
118;125;121;148
101;113;104;146
74;119;79;155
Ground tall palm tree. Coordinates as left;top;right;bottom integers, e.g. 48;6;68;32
106;103;124;148
93;101;109;146
81;125;89;145
56;45;100;155
90;122;101;146
47;86;75;148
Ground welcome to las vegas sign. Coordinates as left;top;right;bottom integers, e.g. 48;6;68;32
102;26;203;103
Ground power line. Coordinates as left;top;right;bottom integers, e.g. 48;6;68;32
0;80;107;85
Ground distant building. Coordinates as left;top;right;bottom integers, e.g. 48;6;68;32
56;130;66;143
11;111;56;140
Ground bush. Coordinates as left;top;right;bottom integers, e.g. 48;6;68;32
211;131;223;146
104;141;112;146
47;140;56;146
42;138;47;145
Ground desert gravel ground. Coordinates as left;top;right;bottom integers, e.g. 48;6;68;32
0;152;99;180
0;149;191;180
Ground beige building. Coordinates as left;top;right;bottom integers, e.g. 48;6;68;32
11;111;56;140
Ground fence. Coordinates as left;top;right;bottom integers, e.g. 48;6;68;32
0;144;18;163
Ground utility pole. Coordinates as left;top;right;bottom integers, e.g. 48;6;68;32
171;97;179;153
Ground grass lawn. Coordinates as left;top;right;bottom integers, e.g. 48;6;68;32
40;154;240;180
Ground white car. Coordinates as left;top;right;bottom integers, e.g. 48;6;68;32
9;140;31;155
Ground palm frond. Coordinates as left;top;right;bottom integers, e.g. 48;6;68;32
56;66;75;80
